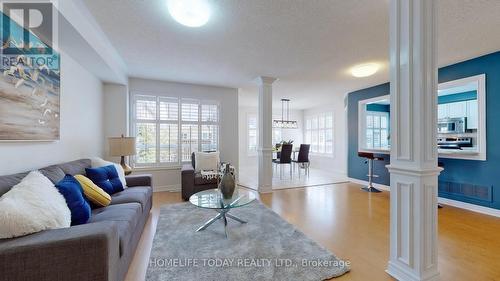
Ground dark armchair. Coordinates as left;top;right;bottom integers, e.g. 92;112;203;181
181;152;219;201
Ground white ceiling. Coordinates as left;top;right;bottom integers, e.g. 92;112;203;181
83;0;500;109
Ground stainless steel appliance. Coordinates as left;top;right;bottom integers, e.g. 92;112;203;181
437;137;472;150
437;117;466;134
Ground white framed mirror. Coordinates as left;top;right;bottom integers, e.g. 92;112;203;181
437;74;486;160
358;95;391;153
356;74;486;160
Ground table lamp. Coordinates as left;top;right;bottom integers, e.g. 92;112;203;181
108;135;136;175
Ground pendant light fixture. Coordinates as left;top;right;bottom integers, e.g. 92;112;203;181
273;99;298;129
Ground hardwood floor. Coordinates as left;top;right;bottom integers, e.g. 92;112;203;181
125;183;500;281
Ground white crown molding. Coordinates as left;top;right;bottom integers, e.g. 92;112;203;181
255;76;278;85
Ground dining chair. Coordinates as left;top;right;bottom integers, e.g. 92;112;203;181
292;144;311;177
273;144;293;179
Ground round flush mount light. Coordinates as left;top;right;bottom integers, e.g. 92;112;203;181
350;63;380;78
167;0;211;27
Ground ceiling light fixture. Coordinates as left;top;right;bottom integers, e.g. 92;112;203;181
167;0;211;27
273;99;298;129
350;63;380;78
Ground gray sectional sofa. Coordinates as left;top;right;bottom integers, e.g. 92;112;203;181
0;159;153;281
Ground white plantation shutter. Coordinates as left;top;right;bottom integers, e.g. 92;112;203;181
132;94;219;167
201;125;218;152
181;124;198;161
305;112;334;156
135;96;157;120
160;124;178;163
160;98;178;121
136;123;156;164
248;115;257;153
366;111;389;150
182;101;199;122
201;104;218;122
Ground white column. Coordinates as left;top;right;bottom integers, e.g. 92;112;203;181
386;1;441;281
256;76;277;193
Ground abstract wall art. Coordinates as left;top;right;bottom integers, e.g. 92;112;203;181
0;9;60;141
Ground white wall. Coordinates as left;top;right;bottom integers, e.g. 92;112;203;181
126;78;239;191
103;83;129;163
303;102;347;175
0;53;104;175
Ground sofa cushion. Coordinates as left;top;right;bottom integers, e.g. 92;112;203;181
90;203;141;256
85;165;124;195
74;175;112;207
0;171;28;197
91;157;128;188
0;171;71;239
194;173;218;185
0;159;91;197
58;159;91;176
55;175;91;226
194;151;219;172
110;186;152;210
39;165;66;184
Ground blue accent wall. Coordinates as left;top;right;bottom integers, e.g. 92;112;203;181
347;51;500;209
438;91;477;104
347;83;391;186
366;103;390;112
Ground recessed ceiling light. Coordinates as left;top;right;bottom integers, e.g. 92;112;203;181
350;63;380;78
167;0;211;27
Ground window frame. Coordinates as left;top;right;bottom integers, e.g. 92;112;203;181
365;111;390;150
304;112;334;157
247;114;258;156
131;93;220;168
246;113;284;156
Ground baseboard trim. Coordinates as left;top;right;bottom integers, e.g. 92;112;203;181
437;197;500;218
348;177;390;191
154;184;181;192
348;177;500;218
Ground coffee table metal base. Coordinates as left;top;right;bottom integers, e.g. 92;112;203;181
196;209;247;238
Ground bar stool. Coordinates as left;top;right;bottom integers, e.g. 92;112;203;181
438;161;444;209
358;152;385;193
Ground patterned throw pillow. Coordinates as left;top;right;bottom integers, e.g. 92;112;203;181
74;175;112;207
55;175;91;226
85;165;124;195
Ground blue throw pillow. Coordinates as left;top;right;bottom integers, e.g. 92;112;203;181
85;165;124;195
55;175;91;226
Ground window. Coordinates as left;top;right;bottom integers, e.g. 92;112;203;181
132;94;219;166
248;115;258;153
365;111;389;150
305;113;334;155
247;114;284;155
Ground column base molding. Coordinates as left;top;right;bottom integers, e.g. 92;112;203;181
387;261;440;281
258;149;273;193
386;165;443;177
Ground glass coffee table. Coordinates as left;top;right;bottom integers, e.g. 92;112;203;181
189;188;257;237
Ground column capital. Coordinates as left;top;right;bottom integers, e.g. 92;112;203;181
255;76;278;85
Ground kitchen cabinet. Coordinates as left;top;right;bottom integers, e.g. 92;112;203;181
438;100;478;130
438;104;447;120
448;101;467;118
466;100;478;129
438;101;467;119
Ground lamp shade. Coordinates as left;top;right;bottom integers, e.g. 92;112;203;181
108;136;136;157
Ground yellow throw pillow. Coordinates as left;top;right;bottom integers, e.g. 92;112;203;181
74;175;111;207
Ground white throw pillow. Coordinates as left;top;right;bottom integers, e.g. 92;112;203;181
91;157;127;188
194;152;220;172
0;171;71;239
